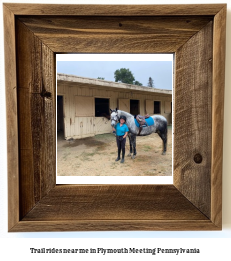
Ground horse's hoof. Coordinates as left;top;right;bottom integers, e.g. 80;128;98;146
127;153;131;157
131;155;136;159
162;151;166;155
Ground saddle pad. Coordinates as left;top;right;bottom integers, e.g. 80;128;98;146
134;117;154;127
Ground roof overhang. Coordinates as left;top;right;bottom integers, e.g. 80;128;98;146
57;73;172;96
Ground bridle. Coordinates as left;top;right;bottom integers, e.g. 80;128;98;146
110;110;119;124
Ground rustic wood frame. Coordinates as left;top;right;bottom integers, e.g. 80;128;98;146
4;4;226;232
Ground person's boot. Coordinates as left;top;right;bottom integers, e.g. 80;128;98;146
120;148;125;163
115;148;121;161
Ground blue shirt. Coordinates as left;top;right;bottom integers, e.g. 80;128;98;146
115;123;129;136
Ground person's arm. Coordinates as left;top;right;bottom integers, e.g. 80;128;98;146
123;125;129;138
123;132;128;139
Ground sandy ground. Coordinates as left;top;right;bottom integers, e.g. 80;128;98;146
57;126;172;176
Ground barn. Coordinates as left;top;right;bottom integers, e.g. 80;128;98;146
57;73;172;140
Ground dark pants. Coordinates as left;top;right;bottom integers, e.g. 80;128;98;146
116;136;126;150
116;136;126;160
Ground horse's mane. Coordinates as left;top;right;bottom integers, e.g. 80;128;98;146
118;110;134;118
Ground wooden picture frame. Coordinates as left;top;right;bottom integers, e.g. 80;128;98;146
4;4;226;232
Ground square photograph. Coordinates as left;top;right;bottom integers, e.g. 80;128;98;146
56;54;173;183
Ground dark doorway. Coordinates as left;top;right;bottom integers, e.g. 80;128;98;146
130;100;140;115
57;95;64;138
154;101;161;114
95;98;110;119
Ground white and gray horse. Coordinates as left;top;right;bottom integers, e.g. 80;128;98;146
110;108;168;158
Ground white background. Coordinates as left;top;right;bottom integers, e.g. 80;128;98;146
0;0;231;260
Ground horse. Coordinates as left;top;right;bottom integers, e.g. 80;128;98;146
110;108;168;159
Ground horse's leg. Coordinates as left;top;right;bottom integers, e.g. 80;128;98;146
127;133;132;156
130;134;137;159
157;128;167;155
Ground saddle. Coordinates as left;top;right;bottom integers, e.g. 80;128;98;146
135;114;150;135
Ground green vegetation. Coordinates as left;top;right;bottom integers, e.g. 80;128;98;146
114;68;143;86
147;77;155;87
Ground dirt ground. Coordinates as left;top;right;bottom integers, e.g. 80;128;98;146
57;126;172;176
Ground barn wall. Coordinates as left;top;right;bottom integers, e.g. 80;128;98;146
57;81;172;139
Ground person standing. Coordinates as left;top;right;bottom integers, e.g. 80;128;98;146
112;115;129;163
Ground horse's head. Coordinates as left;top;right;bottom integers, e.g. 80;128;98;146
110;108;119;127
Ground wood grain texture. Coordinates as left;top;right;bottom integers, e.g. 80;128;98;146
22;185;207;221
18;16;213;53
11;220;218;232
13;185;218;231
16;19;56;219
3;4;19;231
174;22;213;218
3;3;226;231
3;3;225;16
211;5;226;228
